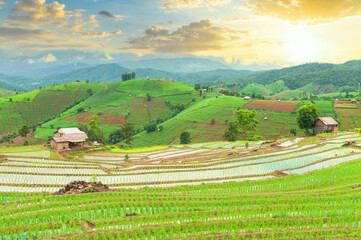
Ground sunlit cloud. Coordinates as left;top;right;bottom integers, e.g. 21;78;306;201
7;0;67;27
82;30;122;38
20;39;102;50
126;19;248;54
0;1;5;9
246;0;361;25
160;0;230;9
0;26;54;43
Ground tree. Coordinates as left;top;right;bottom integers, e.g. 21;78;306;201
290;128;297;136
121;72;133;81
108;129;123;144
131;72;136;79
87;89;93;95
77;107;85;113
224;109;259;141
78;115;106;143
211;118;216;125
121;122;134;145
180;131;191;144
223;121;238;141
296;104;320;135
18;125;30;140
145;123;157;133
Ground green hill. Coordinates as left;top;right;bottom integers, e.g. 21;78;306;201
35;79;199;140
240;61;361;91
0;82;104;133
241;80;289;96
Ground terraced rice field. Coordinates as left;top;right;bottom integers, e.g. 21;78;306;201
2;132;361;239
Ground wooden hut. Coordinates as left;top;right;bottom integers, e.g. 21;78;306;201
315;117;339;133
50;128;88;150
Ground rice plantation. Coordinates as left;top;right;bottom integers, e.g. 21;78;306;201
2;132;361;239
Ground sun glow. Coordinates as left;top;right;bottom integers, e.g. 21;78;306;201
283;28;323;62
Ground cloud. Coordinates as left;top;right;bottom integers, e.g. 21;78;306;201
98;10;123;20
81;30;122;38
0;26;53;43
245;0;361;24
160;0;230;9
20;39;101;49
0;1;5;9
27;59;35;64
101;53;113;61
40;53;57;62
7;0;67;27
126;19;247;54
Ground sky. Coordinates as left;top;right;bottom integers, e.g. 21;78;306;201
1;0;361;72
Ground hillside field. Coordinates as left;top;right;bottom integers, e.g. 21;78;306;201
35;79;200;140
0;83;104;133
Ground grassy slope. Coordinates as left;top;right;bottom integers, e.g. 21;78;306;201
35;79;198;140
0;82;104;133
242;80;289;97
0;88;14;98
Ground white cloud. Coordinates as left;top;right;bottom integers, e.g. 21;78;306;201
102;53;113;61
160;0;229;9
27;58;35;64
40;53;57;62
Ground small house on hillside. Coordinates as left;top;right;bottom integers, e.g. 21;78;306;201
50;128;88;150
315;117;339;133
243;96;251;100
351;99;358;104
334;98;339;103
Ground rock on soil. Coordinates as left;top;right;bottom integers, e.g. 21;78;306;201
54;181;109;195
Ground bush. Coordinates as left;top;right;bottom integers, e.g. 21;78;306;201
145;123;157;133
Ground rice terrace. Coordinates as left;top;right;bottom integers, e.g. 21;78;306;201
3;0;361;239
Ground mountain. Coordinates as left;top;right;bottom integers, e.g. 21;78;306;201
239;60;361;90
23;63;90;77
9;64;255;90
0;74;33;91
120;57;232;73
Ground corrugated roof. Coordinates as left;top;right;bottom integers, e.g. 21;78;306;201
53;128;88;143
52;137;71;143
57;128;84;134
318;117;338;125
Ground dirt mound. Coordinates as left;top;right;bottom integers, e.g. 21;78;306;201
273;170;288;176
343;141;356;147
54;181;109;195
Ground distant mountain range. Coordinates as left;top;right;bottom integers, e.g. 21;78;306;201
0;63;255;91
1;58;361;92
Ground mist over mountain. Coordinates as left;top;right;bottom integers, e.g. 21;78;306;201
119;58;232;73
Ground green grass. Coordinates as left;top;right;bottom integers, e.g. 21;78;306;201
115;78;195;97
35;80;198;141
242;80;289;97
0;88;14;98
0;90;40;103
